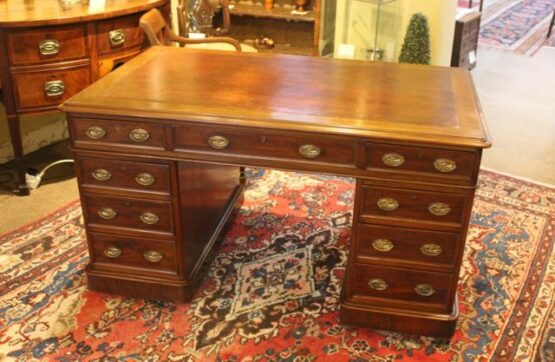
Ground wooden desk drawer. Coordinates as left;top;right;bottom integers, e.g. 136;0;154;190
351;264;455;312
84;194;174;235
366;143;477;181
70;118;165;150
12;65;90;111
90;233;177;275
6;25;88;66
356;224;460;269
76;157;171;196
174;125;356;166
96;14;144;56
360;186;468;226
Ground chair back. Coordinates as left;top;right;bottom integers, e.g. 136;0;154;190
139;9;173;46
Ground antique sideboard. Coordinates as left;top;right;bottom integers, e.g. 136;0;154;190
0;0;168;195
61;47;491;336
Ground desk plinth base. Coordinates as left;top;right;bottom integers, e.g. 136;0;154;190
86;269;195;302
340;297;458;337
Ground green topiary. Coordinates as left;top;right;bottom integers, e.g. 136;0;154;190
398;13;431;65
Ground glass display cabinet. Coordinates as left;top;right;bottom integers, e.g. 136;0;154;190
336;0;400;61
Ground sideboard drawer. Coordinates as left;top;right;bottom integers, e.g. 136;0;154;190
70;118;165;150
360;186;469;226
7;25;88;66
12;65;91;111
96;14;144;56
355;224;460;269
90;233;177;275
366;143;477;181
174;125;356;166
83;194;174;235
351;264;455;312
76;157;172;196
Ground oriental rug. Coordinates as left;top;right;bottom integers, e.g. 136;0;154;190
479;0;555;55
1;169;554;361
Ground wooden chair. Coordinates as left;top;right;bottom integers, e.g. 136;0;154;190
139;8;242;52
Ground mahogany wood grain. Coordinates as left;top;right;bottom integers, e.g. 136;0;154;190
0;0;168;28
82;193;175;236
12;63;91;111
89;232;178;275
355;224;461;272
62;47;491;337
75;156;172;196
6;25;88;66
96;13;145;55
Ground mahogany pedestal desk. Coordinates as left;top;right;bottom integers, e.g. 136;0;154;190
61;47;491;337
0;0;168;195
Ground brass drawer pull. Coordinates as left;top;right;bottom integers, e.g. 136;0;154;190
299;144;321;159
368;278;389;291
135;173;155;186
140;212;159;225
129;128;150;143
433;158;457;173
109;29;125;47
44;80;65;97
208;135;230;149
91;168;112;181
86;126;106;139
144;250;164;263
372;239;394;252
39;39;60;55
428;202;451;216
382;153;405;167
377;197;399;211
415;283;435;297
104;246;122;258
421;243;442;256
98;207;117;220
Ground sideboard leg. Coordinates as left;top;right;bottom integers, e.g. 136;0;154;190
7;114;29;196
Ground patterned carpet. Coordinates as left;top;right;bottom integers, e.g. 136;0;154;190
479;0;555;54
1;169;555;361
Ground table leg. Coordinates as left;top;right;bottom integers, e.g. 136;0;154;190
7;114;30;196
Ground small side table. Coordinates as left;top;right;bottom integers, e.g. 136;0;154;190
451;11;481;70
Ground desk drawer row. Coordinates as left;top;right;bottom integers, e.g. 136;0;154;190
70;117;481;185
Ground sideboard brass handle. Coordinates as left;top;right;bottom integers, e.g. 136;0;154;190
91;168;112;181
428;202;451;216
39;39;60;55
372;239;394;252
421;243;443;257
377;197;399;211
208;135;230;149
135;173;155;186
415;283;435;297
143;250;164;263
433;158;457;173
44;80;65;97
140;212;159;225
368;278;389;291
299;144;321;159
86;126;106;139
98;207;117;220
129;129;150;143
382;153;405;167
104;246;122;258
109;29;125;47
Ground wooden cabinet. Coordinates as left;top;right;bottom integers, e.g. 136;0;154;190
62;47;491;336
451;11;481;70
0;0;169;195
228;0;335;55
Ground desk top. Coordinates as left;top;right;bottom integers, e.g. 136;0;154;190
0;0;166;28
62;46;491;148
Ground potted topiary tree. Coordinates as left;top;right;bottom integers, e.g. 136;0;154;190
398;13;431;64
